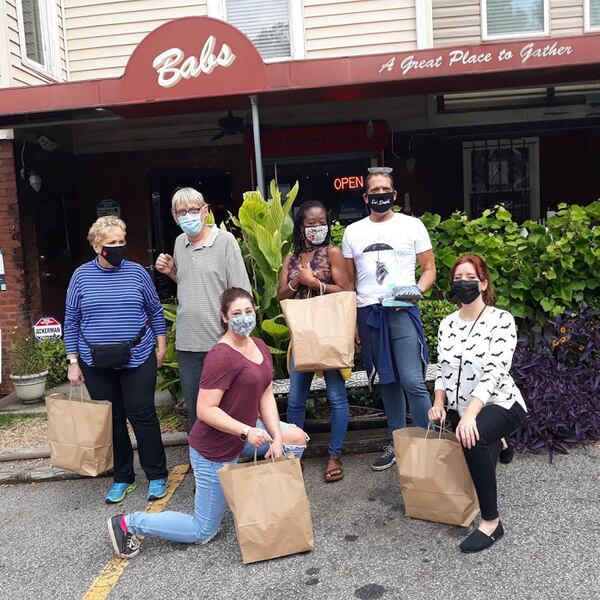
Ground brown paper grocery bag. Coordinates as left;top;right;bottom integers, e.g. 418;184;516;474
280;291;357;372
218;453;314;564
393;427;479;527
45;388;113;477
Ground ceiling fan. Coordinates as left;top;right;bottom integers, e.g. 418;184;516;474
180;110;245;140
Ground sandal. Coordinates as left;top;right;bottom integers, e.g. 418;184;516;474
324;457;344;483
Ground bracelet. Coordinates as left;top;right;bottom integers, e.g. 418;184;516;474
288;281;298;292
319;281;326;295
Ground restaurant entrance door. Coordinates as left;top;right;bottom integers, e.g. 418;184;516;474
264;153;377;224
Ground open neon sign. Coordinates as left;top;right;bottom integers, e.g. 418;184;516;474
333;176;364;191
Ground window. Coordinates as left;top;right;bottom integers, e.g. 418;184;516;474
225;0;292;60
18;0;60;76
462;138;540;222
585;0;600;30
482;0;548;39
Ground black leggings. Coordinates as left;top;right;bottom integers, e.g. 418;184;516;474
449;403;526;521
80;352;168;483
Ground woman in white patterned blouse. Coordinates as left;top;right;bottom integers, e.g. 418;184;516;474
429;254;527;554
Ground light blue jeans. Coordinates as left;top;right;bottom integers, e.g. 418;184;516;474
368;309;431;438
286;354;349;457
125;421;307;544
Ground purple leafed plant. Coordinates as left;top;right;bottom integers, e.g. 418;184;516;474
511;305;600;460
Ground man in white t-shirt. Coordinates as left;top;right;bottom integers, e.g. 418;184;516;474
343;167;437;470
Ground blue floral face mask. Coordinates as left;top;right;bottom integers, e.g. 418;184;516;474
228;312;256;337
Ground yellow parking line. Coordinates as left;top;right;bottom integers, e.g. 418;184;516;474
81;464;190;600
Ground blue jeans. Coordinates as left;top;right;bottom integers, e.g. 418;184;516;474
125;421;307;544
286;354;349;457
177;350;208;430
368;309;431;438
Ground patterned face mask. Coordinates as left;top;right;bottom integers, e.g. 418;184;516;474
228;312;256;337
304;225;328;245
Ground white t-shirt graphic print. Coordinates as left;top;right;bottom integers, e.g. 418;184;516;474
342;213;432;308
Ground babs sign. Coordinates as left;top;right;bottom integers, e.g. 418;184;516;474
34;317;62;340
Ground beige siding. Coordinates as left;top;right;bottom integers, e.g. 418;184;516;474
433;0;585;48
304;0;417;59
65;0;208;81
550;0;584;36
5;0;68;86
433;0;481;47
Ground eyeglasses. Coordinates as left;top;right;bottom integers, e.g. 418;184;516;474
174;207;202;217
368;166;393;175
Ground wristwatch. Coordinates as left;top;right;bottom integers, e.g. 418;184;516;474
67;357;78;365
239;426;250;441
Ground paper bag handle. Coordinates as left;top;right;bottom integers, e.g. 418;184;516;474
253;446;276;465
425;422;448;440
305;281;325;299
68;385;85;403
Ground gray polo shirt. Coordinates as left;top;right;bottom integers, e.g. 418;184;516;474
173;226;251;352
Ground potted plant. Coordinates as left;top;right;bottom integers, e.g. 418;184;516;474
9;326;48;404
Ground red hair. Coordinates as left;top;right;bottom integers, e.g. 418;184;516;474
450;254;496;306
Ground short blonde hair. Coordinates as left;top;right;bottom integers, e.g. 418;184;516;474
171;187;206;212
87;216;126;247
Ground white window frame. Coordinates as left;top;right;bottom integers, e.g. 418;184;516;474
208;0;305;61
481;0;550;41
462;137;540;221
16;0;62;79
584;0;600;32
415;0;433;49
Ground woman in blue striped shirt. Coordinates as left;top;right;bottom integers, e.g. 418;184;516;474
65;216;169;504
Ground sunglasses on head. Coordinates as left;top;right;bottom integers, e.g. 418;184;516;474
367;166;393;175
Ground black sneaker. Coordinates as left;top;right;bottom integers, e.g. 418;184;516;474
371;444;396;471
107;515;141;559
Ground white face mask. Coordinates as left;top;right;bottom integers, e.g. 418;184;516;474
304;225;328;246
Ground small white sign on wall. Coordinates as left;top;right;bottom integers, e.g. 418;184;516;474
97;199;121;218
0;249;6;291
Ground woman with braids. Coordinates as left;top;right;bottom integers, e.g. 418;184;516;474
277;200;352;482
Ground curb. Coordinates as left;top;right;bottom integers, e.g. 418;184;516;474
0;429;388;485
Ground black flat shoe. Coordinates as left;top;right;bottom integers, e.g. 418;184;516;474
459;522;504;553
499;446;514;464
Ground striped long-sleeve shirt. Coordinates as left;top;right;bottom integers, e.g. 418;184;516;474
64;259;167;368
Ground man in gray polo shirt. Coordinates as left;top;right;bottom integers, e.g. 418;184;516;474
156;187;251;429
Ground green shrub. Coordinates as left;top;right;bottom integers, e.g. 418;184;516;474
39;337;68;387
422;201;600;324
9;327;45;376
419;299;457;362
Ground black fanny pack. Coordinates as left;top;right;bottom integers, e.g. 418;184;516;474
82;326;147;369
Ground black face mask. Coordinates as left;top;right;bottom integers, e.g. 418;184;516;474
100;245;125;267
451;280;481;305
367;192;394;214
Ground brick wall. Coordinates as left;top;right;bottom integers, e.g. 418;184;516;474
0;140;31;393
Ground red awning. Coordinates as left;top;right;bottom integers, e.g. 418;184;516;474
1;16;600;127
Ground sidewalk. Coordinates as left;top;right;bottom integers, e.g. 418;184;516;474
0;428;389;484
0;382;389;484
0;381;174;416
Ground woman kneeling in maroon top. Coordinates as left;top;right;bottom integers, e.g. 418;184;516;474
106;287;309;558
